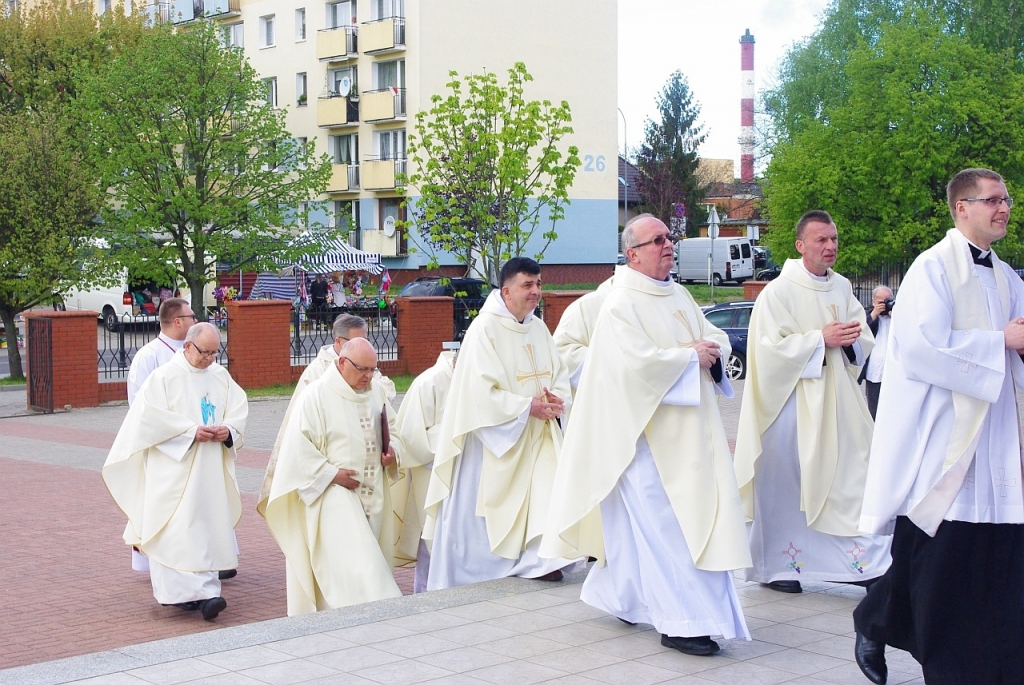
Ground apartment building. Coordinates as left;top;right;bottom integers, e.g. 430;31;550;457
45;0;619;282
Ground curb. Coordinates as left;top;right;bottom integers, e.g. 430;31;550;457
0;384;26;393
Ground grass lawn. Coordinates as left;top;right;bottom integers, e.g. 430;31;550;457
0;375;25;386
246;373;417;399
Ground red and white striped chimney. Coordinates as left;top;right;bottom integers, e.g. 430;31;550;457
739;28;755;183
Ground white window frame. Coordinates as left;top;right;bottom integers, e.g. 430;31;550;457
326;0;354;29
330;133;358;165
330;66;357;97
372;0;403;20
259;14;276;48
295;137;308;170
263;77;278;108
295;8;306;41
374;59;405;90
296;73;307;106
224;22;244;48
375;129;406;160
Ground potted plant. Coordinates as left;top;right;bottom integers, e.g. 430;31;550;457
297;93;307;106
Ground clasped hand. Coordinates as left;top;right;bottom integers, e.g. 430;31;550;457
1004;318;1024;351
692;340;722;369
195;425;230;442
530;387;564;421
823;321;861;348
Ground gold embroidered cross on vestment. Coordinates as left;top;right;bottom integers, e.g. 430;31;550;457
516;344;552;393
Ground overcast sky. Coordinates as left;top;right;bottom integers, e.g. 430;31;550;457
616;0;831;172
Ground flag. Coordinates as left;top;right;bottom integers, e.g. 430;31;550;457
388;85;399;96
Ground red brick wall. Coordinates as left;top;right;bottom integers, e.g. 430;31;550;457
395;296;453;375
744;280;768;300
226;300;293;389
24;311;101;409
541;291;587;335
99;381;127;404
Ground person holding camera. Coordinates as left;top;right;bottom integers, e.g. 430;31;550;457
859;286;894;418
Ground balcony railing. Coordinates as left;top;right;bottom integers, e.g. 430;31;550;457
360;16;405;53
316;96;359;128
167;0;239;23
316;25;358;61
362;88;406;122
362;157;406;190
326;163;360;193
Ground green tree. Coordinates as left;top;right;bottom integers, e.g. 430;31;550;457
402;62;580;285
762;5;1024;270
635;71;708;237
0;111;103;379
76;19;332;317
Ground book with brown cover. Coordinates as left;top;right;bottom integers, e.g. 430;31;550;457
380;404;390;453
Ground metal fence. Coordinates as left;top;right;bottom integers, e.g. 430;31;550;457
290;304;397;366
98;313;228;379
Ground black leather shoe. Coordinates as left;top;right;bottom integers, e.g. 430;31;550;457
854;630;887;684
201;596;227;621
762;580;802;593
535;569;563;582
661;634;720;656
174;601;202;611
218;569;237;580
618;617;637;626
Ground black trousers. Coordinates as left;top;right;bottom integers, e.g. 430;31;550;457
854;516;1024;684
864;380;881;419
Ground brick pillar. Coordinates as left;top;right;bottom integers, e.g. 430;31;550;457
23;310;101;409
541;291;588;335
225;300;292;389
744;280;769;300
396;296;454;375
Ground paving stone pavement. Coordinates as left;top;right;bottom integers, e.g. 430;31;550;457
0;383;928;684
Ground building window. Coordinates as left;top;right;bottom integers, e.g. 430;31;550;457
259;15;275;47
326;0;354;28
374;59;405;90
330;134;358;164
375;129;406;160
332;200;359;237
224;22;244;48
294;137;308;169
329;66;357;97
372;0;403;20
263;77;278;108
296;73;307;106
98;0;111;14
295;8;306;41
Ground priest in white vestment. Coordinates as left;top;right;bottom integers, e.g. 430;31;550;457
257;314;395;517
265;338;404;615
853;169;1024;685
423;257;578;590
392;347;456;592
552;277;611;395
542;215;751;657
734;211;890;594
124;298;195;573
103;323;247;621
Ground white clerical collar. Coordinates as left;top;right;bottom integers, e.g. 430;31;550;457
483;290;534;324
799;261;831;282
629;267;673;287
965;239;992;260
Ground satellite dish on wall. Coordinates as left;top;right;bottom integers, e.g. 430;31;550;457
383;215;396;237
336;76;352;97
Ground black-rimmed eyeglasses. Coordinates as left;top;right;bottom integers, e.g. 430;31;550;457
343;357;377;374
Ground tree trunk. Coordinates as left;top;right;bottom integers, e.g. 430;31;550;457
0;308;25;380
187;272;207;323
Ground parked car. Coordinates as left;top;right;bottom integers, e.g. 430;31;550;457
701;300;754;380
752;246;770;270
756;263;782;281
395;277;490;340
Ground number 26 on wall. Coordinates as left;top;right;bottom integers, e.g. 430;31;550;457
582;154;606;172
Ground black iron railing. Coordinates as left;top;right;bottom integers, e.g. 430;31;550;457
290;304;396;366
97;314;228;379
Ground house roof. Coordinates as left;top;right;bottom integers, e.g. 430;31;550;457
618;156;641;205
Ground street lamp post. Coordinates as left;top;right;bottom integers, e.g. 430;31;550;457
617;107;627;225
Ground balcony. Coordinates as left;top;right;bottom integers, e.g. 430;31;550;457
362;158;407;191
361;227;405;257
326;164;360;193
316;96;359;128
167;0;239;23
362;88;406;123
360;17;405;54
317;26;357;61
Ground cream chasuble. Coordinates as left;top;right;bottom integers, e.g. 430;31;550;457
734;259;876;537
861;229;1024;536
265;367;403;615
542;265;751;573
257;344;395;517
423;290;572;574
553;278;612;389
103;352;247;578
392;351;455;569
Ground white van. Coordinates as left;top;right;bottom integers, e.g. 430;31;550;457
674;237;755;285
60;265;183;331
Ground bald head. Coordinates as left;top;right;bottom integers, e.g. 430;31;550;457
183;322;220;369
338;337;378;391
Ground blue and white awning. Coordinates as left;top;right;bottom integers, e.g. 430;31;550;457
283;234;384;275
250;273;297;300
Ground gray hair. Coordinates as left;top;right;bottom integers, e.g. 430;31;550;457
621;213;656;250
186;321;218;343
872;285;893;299
333;313;367;339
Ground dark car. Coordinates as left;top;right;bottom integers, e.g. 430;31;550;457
752;246;770;270
395;277;489;340
756;263;782;281
701;300;754;380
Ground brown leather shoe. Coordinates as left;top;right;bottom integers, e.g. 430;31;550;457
762;580;802;593
534;569;563;582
